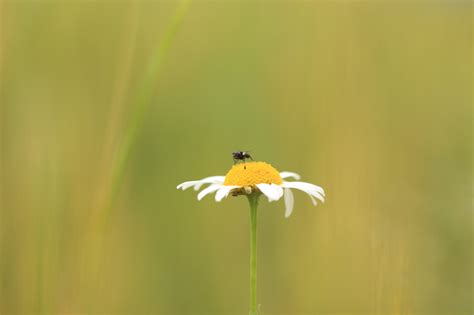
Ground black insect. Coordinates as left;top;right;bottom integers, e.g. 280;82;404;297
232;151;253;168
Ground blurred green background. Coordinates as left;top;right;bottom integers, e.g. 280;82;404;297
0;1;472;314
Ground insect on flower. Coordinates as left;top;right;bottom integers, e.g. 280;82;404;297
232;151;253;169
232;151;253;163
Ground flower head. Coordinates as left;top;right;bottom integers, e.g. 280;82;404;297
177;161;325;218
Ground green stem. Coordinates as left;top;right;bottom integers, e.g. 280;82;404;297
247;194;259;315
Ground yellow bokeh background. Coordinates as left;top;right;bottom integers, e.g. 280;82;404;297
0;1;471;314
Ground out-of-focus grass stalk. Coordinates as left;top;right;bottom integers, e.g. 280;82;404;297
93;0;139;215
90;0;192;250
84;0;192;306
97;0;191;229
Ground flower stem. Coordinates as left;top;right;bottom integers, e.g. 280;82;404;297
247;194;259;315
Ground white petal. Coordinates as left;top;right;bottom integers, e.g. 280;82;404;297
256;183;284;201
176;175;225;191
308;194;318;206
281;181;325;203
284;188;294;218
177;181;199;190
279;171;301;180
197;184;222;200
194;176;225;190
215;186;239;202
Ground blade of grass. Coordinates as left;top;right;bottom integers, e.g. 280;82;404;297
83;0;192;309
93;0;139;223
100;0;191;228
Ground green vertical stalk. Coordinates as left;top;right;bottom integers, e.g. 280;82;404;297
102;0;192;226
85;0;192;309
247;194;259;315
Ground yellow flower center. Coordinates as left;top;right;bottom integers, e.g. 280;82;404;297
224;161;282;186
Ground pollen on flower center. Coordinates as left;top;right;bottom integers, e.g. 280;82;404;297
224;161;282;186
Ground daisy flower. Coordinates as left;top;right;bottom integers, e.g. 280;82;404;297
177;160;325;315
176;161;325;218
